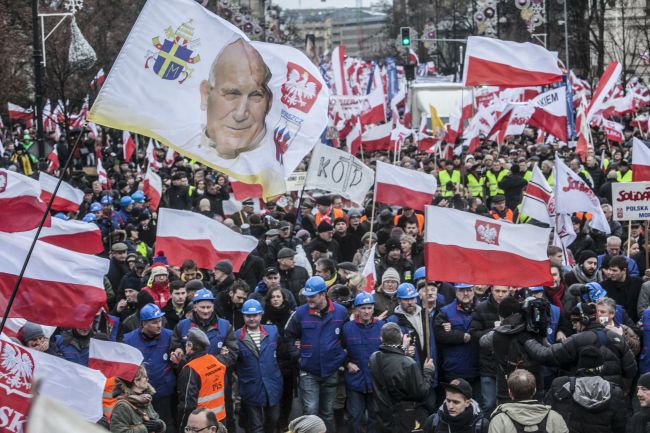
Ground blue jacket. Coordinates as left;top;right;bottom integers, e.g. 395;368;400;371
547;304;560;344
341;319;384;392
597;253;639;278
123;328;176;398
387;306;438;387
235;324;283;407
176;317;231;356
55;332;89;366
641;310;650;374
435;300;478;380
284;299;347;378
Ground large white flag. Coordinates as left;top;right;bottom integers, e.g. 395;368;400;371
554;156;610;234
305;144;374;205
88;0;329;198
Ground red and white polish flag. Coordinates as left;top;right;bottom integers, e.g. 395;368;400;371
47;147;60;173
0;318;56;341
156;208;258;270
0;232;109;328
361;123;392;152
424;206;553;286
584;61;622;125
632;137;650;181
39;171;84;213
361;244;377;294
89;338;144;381
332;45;350;96
7;102;34;124
122;130;136;162
462;36;563;87
97;158;108;186
143;166;163;210
17;217;104;255
346;117;362;156
375;160;437;211
602;119;624;144
520;165;553;225
0;169;50;232
528;86;568;141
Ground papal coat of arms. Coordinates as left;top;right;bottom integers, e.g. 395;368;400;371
145;19;201;84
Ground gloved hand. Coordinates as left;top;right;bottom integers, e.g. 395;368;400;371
143;419;164;433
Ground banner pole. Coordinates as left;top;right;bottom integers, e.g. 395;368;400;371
645;220;649;272
367;178;377;249
627;219;632;257
0;123;86;336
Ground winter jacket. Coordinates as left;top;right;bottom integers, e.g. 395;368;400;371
544;375;626;433
238;253;266;291
434;300;479;380
523;322;638;386
601;275;643;322
388;305;438;386
122;328;176;398
278;265;310;302
628;407;650;433
249;281;297;310
171;312;239;368
284;298;347;378
636;280;650;317
428;399;488;433
641;309;650;374
166;185;192;210
341;318;384;393
369;344;434;433
109;386;164;433
374;290;398;317
470;296;500;377
214;291;244;330
266;236;301;266
235;324;283;407
376;256;414;284
488;401;568;433
55;330;91;366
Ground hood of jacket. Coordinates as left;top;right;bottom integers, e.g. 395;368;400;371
494;313;526;335
568;376;611;410
495;401;552;425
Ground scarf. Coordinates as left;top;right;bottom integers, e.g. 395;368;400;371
545;284;565;314
439;402;476;431
571;264;600;284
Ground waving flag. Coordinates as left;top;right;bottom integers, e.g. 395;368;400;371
143;166;163;210
424;206;552;286
156;208;258;269
528;86;568;141
632;137;650;181
89;339;144;381
0;169;50;233
7;102;33;125
332;45;350;96
584;61;622;125
462;37;563;87
361;123;392;152
122;130;136;162
88;0;329;198
362;245;377;293
375;161;437;211
39;171;84;213
97;158;108;186
15;217;103;255
521;165;553;224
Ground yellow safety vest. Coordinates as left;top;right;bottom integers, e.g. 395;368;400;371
485;169;508;196
523;170;532;182
616;170;632;183
466;173;485;197
438;170;461;197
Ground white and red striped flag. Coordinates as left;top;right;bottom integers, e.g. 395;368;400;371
375;161;437;211
632;137;650;181
17;217;104;255
122;130;136;162
97;158;108;186
0;169;50;232
90;68;106;89
332;45;350;96
7;102;34;125
521;165;553;224
346;116;362;155
424;206;553;286
47;147;60;173
528;86;568;141
0;232;109;328
89;338;143;381
602;119;624;144
462;36;563;87
584;61;622;125
146;138;162;170
143;166;162;210
362;244;377;293
361;123;392;152
156;208;258;270
39;171;84;213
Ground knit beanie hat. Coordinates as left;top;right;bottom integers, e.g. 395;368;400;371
577;249;597;265
150;263;169;278
288;415;326;433
20;322;45;344
382;267;400;284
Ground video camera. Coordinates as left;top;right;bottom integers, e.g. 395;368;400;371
522;296;551;337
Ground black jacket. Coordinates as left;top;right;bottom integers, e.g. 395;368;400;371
369;344;434;433
215;291;244;330
334;232;362;263
523;322;638;386
279;265;309;303
628;407;650;433
237;253;266;291
265;236;300;266
470;295;500;377
544;375;626;433
376;256;414;284
601;275;643;322
166;185;192;210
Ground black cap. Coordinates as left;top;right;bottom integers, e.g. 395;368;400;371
338;262;357;272
315;195;331;206
318;221;334;233
492;194;506;203
444;378;472;399
265;266;280;276
639;372;650;389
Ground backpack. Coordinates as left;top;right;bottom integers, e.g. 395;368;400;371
494;409;550;433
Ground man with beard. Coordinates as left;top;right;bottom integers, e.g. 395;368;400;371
376;238;414;284
107;242;130;296
124;304;176;433
563;250;601;287
215;279;249;331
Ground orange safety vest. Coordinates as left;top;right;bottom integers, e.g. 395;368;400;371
489;209;514;222
393;213;425;233
185;354;227;421
102;376;119;422
315;208;345;226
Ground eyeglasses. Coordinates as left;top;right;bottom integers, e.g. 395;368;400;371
184;427;212;433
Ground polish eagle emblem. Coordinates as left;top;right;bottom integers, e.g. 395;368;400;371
475;220;500;246
281;62;322;113
0;340;34;396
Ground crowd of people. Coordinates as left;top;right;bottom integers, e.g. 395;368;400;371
1;106;650;433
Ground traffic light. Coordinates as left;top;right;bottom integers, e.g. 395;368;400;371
400;27;411;46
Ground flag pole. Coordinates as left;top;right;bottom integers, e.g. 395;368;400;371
0;123;86;336
645;221;649;271
367;176;378;249
627;219;632;257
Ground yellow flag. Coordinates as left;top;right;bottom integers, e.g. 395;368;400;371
429;104;444;132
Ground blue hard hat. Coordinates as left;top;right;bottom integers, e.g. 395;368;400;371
413;267;426;282
192;288;215;303
454;283;474;290
242;299;264;315
120;196;134;208
396;283;418;299
82;213;97;223
90;202;102;212
354;292;375;307
131;191;145;203
100;195;113;205
584;282;607;302
54;212;69;221
302;276;327;297
139;303;165;321
528;286;544;293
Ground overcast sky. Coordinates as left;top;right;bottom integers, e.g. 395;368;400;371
274;0;383;10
